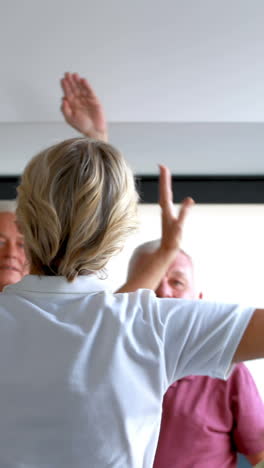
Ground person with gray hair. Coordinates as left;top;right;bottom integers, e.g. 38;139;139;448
0;200;28;291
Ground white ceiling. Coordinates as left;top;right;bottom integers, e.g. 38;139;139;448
1;0;264;123
1;122;264;175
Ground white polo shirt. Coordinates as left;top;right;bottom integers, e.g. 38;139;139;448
0;275;254;468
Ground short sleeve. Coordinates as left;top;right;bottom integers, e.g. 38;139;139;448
231;363;264;456
153;297;254;387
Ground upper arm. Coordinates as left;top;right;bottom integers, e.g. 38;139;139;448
159;300;254;383
233;309;264;363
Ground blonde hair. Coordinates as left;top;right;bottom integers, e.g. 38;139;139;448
17;137;139;281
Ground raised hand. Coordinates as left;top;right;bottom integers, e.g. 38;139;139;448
159;164;194;254
117;166;194;293
60;72;108;141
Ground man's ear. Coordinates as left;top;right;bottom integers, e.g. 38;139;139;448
199;292;203;300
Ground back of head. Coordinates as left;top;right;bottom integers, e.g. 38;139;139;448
17;137;138;281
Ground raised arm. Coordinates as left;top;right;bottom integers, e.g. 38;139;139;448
60;72;108;141
117;167;264;368
118;165;194;292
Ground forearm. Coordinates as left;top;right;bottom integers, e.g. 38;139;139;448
117;246;178;293
82;128;108;142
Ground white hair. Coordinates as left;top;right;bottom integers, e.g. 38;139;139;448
0;200;17;213
127;239;193;280
127;239;161;279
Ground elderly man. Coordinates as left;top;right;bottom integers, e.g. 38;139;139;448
128;242;264;467
0;201;28;291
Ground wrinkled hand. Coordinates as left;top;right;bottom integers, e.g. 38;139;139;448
159;164;194;254
60;72;108;141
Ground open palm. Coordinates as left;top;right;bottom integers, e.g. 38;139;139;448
61;72;108;141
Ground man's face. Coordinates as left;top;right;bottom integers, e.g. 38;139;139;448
155;251;201;300
0;212;27;291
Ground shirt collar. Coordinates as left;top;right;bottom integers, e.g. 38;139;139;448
3;274;112;295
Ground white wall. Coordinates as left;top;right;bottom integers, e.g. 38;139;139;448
108;204;264;304
1;122;264;175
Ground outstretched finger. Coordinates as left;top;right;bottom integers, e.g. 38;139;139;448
60;76;72;99
67;72;80;96
80;77;99;101
159;164;174;207
177;197;194;227
159;164;178;221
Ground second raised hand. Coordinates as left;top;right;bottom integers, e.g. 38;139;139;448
159;164;194;255
117;166;194;293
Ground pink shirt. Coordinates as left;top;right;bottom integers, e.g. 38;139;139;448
153;363;264;468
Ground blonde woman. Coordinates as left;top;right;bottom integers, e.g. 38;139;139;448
0;136;263;468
